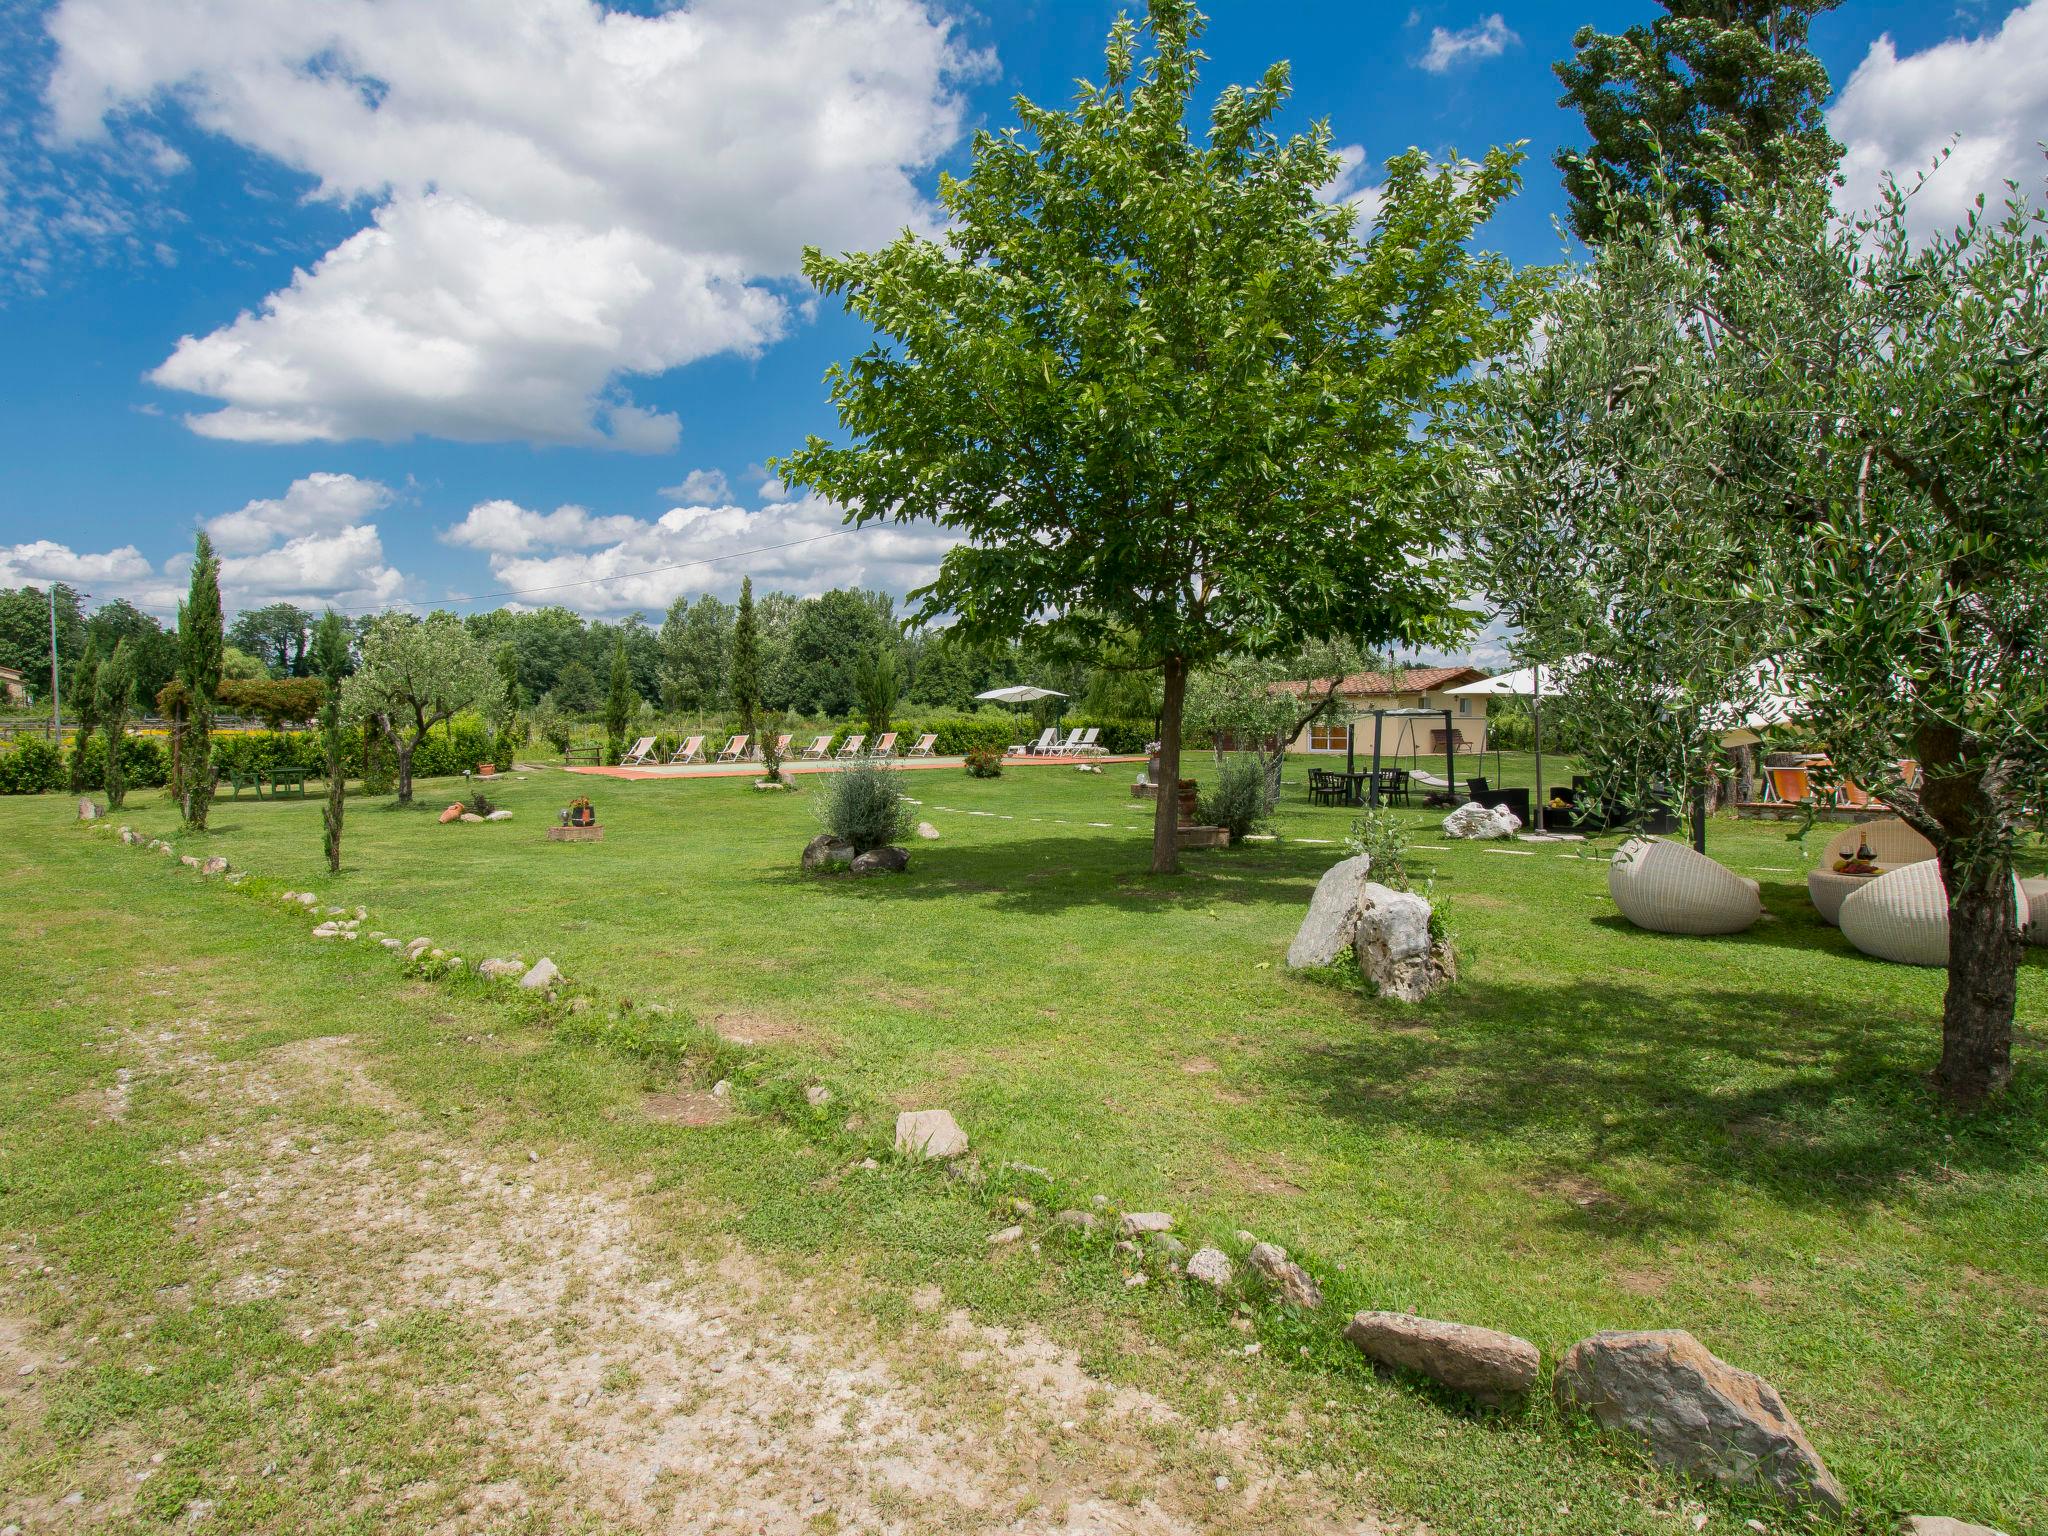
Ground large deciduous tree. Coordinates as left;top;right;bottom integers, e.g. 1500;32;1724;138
178;534;225;830
313;610;350;872
340;613;502;805
777;0;1531;871
1554;0;1839;248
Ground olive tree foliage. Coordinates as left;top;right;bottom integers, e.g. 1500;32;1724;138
1458;241;1782;850
1468;159;2048;1107
1184;640;1378;809
775;1;1534;873
1716;169;2048;1107
340;613;503;805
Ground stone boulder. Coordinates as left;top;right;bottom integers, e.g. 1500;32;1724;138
520;957;561;991
1185;1248;1233;1291
851;845;910;875
1352;883;1456;1003
478;958;527;980
1553;1329;1845;1512
1442;801;1518;840
1286;854;1374;969
77;798;103;820
201;856;229;875
1247;1242;1322;1309
1903;1519;2010;1536
1343;1312;1539;1405
895;1109;968;1160
802;834;855;872
438;803;464;824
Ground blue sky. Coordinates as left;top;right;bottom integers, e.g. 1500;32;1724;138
2;0;2043;653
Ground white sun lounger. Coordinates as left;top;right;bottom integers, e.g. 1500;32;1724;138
620;735;658;766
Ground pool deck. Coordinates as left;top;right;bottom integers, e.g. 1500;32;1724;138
553;752;1144;782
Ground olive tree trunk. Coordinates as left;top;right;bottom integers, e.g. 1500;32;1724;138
1935;843;2023;1108
1150;654;1187;876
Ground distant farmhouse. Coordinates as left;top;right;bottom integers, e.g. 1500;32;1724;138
1278;665;1491;756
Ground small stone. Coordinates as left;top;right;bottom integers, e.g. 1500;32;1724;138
987;1224;1024;1246
894;1108;968;1159
485;809;513;821
1142;1231;1187;1260
801;834;856;872
1186;1248;1233;1291
1053;1209;1099;1234
520;957;561;990
850;845;910;875
180;854;202;868
1117;1211;1174;1237
1342;1312;1540;1405
1902;1519;2011;1536
202;856;229;875
1123;1272;1147;1288
380;938;403;950
1247;1243;1322;1309
916;821;940;839
711;1080;731;1099
459;812;485;823
478;958;527;980
406;938;432;959
804;1084;832;1107
1214;1475;1231;1492
311;922;343;938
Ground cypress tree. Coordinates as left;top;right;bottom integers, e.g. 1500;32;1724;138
728;577;761;742
313;610;349;872
95;638;137;811
603;638;633;763
179;533;225;829
67;638;102;794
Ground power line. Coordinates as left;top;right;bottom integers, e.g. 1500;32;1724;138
338;523;867;617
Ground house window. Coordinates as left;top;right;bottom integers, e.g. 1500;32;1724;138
1308;721;1349;752
1458;698;1470;714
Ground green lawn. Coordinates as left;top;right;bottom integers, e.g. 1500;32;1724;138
4;755;2044;1534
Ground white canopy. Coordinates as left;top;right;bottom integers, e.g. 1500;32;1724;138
1445;657;1587;699
974;685;1068;704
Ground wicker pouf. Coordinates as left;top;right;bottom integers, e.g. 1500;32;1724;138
2024;877;2047;949
1609;837;1762;936
1838;861;2028;966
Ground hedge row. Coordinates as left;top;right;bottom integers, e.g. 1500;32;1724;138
0;721;500;794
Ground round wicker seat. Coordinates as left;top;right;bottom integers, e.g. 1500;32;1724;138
1837;860;2027;967
1608;837;1762;936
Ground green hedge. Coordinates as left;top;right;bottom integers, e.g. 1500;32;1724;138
0;737;65;794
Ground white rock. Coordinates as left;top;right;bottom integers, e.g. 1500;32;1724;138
1286;854;1374;969
519;956;561;990
1185;1247;1233;1290
986;1224;1024;1246
895;1109;969;1160
711;1080;731;1099
916;822;941;839
311;923;343;939
459;812;485;823
1353;883;1456;1003
805;1084;833;1107
405;938;432;959
1442;801;1519;839
485;809;513;821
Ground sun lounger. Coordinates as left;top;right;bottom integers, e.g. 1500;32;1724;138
765;733;793;760
906;733;938;758
870;732;898;758
835;734;866;759
799;734;832;760
1068;726;1102;756
620;735;658;767
667;734;704;765
1047;728;1086;756
715;734;750;764
1009;728;1058;757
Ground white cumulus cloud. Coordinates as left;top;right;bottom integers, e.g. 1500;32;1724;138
1;474;409;617
1829;1;2048;237
464;496;963;616
659;469;732;504
441;499;649;556
1419;14;1519;73
203;471;392;556
1320;144;1388;230
43;0;991;448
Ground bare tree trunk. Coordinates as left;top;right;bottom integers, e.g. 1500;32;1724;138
1935;845;2022;1108
394;728;415;805
1150;654;1186;876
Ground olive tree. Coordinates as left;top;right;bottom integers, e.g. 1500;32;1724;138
776;0;1534;872
1184;641;1376;810
341;612;502;805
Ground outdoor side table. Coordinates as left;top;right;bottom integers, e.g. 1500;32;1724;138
1807;865;1885;926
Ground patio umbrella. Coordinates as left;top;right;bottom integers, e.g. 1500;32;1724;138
1447;659;1584;826
972;685;1068;704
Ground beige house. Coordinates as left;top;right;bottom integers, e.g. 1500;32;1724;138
1280;666;1491;756
0;665;26;706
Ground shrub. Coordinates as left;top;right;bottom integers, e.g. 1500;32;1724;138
1196;753;1271;845
0;737;65;794
816;760;911;853
59;733;170;794
1346;802;1411;889
964;745;1003;778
